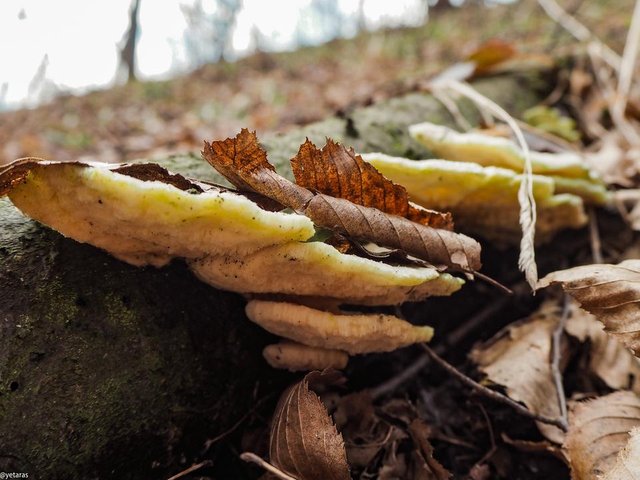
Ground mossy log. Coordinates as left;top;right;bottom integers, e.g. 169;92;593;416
0;73;545;479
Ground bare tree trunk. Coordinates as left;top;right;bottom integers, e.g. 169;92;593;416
120;0;141;82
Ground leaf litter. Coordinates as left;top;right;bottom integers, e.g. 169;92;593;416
7;6;640;478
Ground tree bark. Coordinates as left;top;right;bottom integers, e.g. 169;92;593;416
120;0;141;83
0;73;546;479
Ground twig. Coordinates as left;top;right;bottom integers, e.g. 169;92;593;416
550;296;570;431
240;452;297;480
473;403;497;467
471;270;513;295
370;353;430;400
588;207;603;264
420;344;568;432
370;297;510;400
202;393;274;454
614;0;640;128
167;460;213;480
547;0;586;51
537;0;621;71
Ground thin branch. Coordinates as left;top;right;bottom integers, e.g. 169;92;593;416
202;393;274;454
471;270;513;295
240;452;298;480
167;460;213;480
550;296;570;432
537;0;621;71
588;207;603;264
473;403;497;467
420;344;568;432
587;46;640;145
370;354;430;400
371;297;510;400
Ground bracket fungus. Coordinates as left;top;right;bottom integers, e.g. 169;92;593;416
246;300;434;355
1;130;480;370
263;341;349;372
360;122;608;243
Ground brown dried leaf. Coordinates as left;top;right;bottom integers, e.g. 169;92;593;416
602;427;640;480
291;138;453;230
408;419;452;480
270;372;350;480
334;391;392;469
466;39;516;75
202;128;313;209
469;303;564;442
302;194;481;271
203;130;481;271
539;260;640;357
565;306;640;393
565;391;640;480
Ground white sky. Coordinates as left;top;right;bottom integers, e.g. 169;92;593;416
0;0;427;109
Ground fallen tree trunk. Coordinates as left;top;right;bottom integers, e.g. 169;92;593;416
0;74;545;479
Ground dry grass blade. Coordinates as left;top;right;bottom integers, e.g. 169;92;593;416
291;138;453;230
539;260;640;357
537;0;621;71
270;372;350;480
565;391;640;480
430;80;538;288
614;0;640;130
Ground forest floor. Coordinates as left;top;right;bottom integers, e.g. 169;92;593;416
4;1;639;479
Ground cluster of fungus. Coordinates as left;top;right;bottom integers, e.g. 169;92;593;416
0;124;604;371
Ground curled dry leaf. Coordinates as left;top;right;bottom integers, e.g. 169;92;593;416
363;153;587;244
333;391;402;469
270;371;350;480
291;138;453;230
0;156;462;305
246;300;433;354
203;129;481;271
565;391;640;480
539;260;640;357
469;303;564;442
263;341;349;372
602;427;640;480
565;305;640;393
